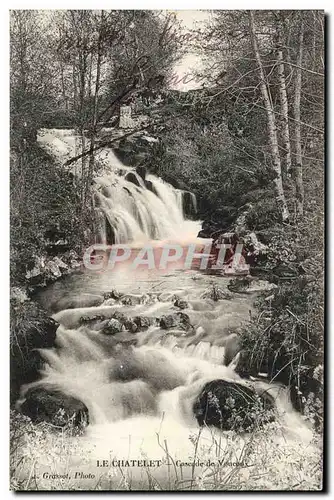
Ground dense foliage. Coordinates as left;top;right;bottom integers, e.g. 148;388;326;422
10;10;181;285
147;10;324;426
10;8;324;446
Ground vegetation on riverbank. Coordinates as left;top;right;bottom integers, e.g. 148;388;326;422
11;409;322;491
147;10;324;429
10;9;324;492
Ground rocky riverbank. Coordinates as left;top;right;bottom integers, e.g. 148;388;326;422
15;268;279;431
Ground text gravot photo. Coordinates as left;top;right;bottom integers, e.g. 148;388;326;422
10;9;324;492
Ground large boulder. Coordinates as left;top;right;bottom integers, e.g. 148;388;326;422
20;388;88;427
193;379;275;432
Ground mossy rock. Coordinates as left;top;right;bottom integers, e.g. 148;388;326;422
20;388;88;427
193;379;275;432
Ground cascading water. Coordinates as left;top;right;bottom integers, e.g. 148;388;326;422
38;128;199;244
22;129;315;490
93;170;199;244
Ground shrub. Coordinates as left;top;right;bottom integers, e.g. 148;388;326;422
10;143;93;285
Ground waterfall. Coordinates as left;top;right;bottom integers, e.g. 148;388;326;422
26;128;315;491
38;128;199;245
93;170;198;244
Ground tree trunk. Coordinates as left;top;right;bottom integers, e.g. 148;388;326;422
72;62;77;110
248;11;290;222
285;16;292;68
87;11;104;196
276;24;292;178
88;52;93;98
293;16;304;218
60;61;68;111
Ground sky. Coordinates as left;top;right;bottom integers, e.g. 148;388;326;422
171;10;211;92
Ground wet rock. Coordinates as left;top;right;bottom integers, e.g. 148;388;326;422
159;314;177;329
133;316;152;330
103;318;124;335
145;179;157;195
79;314;107;325
202;287;233;301
227;277;252;293
20;388;88;427
161;174;189;191
174;298;188;310
25;251;81;289
121;293;155;306
112;311;128;323
120;295;134;306
104;298;117;306
124;319;138;333
136;165;146;180
243;232;268;266
103;290;123;301
197;220;221;239
146;293;159;304
45;259;62;279
193;379;275;432
159;312;191;330
125;172;141;187
120;294;142;306
182;191;197;217
228;277;277;294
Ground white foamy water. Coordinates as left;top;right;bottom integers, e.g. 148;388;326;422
22;266;314;490
21;128;317;491
94;172;198;244
38;128;199;245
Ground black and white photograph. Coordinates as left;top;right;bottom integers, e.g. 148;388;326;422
9;6;325;492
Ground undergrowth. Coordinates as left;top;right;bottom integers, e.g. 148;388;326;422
10;410;322;491
238;219;324;432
